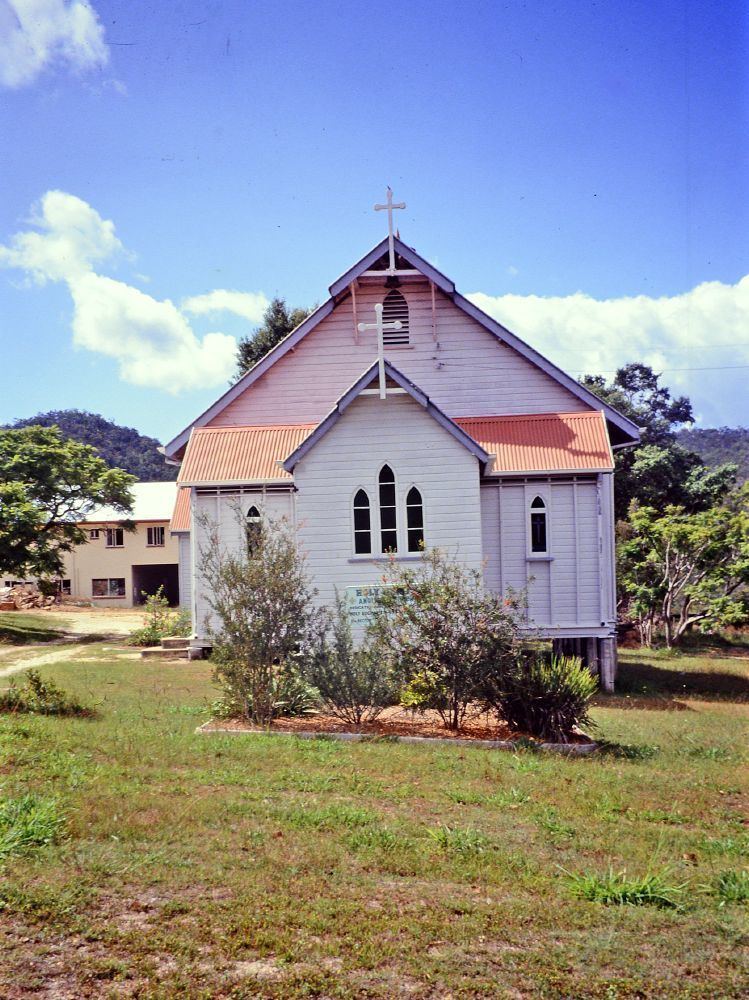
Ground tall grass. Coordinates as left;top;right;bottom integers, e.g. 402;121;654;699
565;865;685;909
0;794;66;862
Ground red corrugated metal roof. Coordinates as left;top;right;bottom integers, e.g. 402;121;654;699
177;424;316;485
170;487;191;533
455;411;613;473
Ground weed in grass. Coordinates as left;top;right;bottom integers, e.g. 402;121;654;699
0;670;93;717
493;786;530;807
427;825;490;855
346;827;402;853
0;883;85;922
537;807;575;840
699;835;749;858
511;752;541;773
709;869;749;906
598;740;660;760
637;808;686;825
444;788;489;805
565;865;686;909
281;803;376;830
0;794;66;862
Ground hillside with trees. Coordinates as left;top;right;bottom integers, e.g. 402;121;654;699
4;410;176;481
677;427;749;483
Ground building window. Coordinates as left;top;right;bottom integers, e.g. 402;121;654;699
59;579;71;596
406;487;424;552
530;496;548;554
353;489;372;554
89;529;100;540
105;528;124;548
246;505;262;556
378;465;398;552
92;578;126;598
147;526;165;547
382;289;409;345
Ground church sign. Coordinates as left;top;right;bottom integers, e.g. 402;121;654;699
345;585;387;627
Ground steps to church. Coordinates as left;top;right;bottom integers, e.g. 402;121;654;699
140;636;190;661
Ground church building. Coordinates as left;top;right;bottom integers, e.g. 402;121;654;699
165;195;640;690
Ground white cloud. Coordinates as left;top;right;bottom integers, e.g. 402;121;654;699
0;0;108;88
182;289;269;323
468;276;749;401
0;190;264;393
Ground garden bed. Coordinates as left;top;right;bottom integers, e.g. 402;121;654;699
199;705;597;752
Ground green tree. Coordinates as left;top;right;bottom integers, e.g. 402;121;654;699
618;487;749;647
0;425;135;578
235;297;312;379
582;363;736;518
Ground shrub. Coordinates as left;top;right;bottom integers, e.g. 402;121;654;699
199;510;322;725
565;865;685;909
0;794;66;862
128;587;191;647
304;592;396;726
368;549;521;730
0;670;93;717
211;657;318;720
491;652;597;743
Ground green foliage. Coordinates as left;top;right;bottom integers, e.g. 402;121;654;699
5;409;177;481
0;612;64;646
490;653;597;743
368;549;521;730
235;297;312;379
427;825;490;856
678;426;749;485
565;865;685;908
0;424;135;577
127;586;191;647
582;363;736;518
709;869;749;905
304;591;396;725
0;794;66;862
199;509;322;725
618;487;749;647
210;658;319;720
0;670;93;717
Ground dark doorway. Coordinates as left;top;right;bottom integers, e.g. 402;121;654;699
132;564;179;606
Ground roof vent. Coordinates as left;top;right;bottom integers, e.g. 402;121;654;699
382;289;409;346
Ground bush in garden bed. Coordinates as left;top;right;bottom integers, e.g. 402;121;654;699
127;587;190;647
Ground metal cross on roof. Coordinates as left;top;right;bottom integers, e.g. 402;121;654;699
374;186;406;274
357;302;402;399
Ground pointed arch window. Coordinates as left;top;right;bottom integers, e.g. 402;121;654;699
246;505;262;556
382;289;409;345
378;465;398;552
353;489;372;554
406;487;424;552
530;496;547;554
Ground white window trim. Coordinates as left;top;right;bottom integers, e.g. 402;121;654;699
105;527;124;549
350;485;373;556
404;482;427;554
377;464;399;556
526;489;551;558
146;526;165;547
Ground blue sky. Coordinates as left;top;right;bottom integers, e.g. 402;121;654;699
1;0;747;440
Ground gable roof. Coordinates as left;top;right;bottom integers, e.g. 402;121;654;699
80;481;177;524
164;236;640;459
170;486;191;533
177;424;316;486
456;412;614;475
283;359;492;473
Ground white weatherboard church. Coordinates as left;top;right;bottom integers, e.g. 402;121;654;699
166;193;640;690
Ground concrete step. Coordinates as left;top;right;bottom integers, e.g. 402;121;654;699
140;647;189;661
161;636;190;650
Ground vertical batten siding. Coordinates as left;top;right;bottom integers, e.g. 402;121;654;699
210;283;589;429
192;490;293;637
481;477;605;631
177;535;192;611
293;393;484;622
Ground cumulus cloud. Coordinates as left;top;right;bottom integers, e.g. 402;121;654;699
0;0;108;88
182;289;269;323
468;277;749;402
0;191;262;393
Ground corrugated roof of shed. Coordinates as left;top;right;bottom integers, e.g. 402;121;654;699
170;487;191;533
455;411;613;474
81;481;177;523
177;424;316;485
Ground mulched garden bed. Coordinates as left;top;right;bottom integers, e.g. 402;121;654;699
199;705;596;752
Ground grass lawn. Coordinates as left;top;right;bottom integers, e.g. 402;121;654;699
0;644;746;998
0;611;68;646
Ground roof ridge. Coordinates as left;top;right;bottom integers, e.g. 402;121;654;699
457;411;604;423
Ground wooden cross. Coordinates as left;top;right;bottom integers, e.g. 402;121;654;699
358;302;402;399
375;186;406;273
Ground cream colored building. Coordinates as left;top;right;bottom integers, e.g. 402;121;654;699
61;482;180;608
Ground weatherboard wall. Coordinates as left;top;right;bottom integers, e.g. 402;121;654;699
209;282;589;429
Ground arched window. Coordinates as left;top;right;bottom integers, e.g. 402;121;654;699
353;489;372;554
246;505;262;556
378;465;398;552
382;289;409;345
530;496;547;554
406;487;424;552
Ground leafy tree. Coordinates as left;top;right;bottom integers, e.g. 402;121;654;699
678;427;749;484
618;487;749;647
5;409;176;481
235;297;312;379
582;363;736;518
0;425;135;578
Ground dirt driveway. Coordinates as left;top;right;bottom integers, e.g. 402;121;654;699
41;607;144;637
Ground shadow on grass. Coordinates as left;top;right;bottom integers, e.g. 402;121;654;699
614;659;749;704
0;616;63;646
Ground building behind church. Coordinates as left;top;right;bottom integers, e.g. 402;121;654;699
166;224;639;690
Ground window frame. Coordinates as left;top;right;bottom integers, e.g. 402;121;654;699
245;504;262;557
377;464;399;554
405;484;425;553
105;527;124;548
146;525;165;547
89;528;100;540
351;487;373;555
92;577;126;599
527;492;551;557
